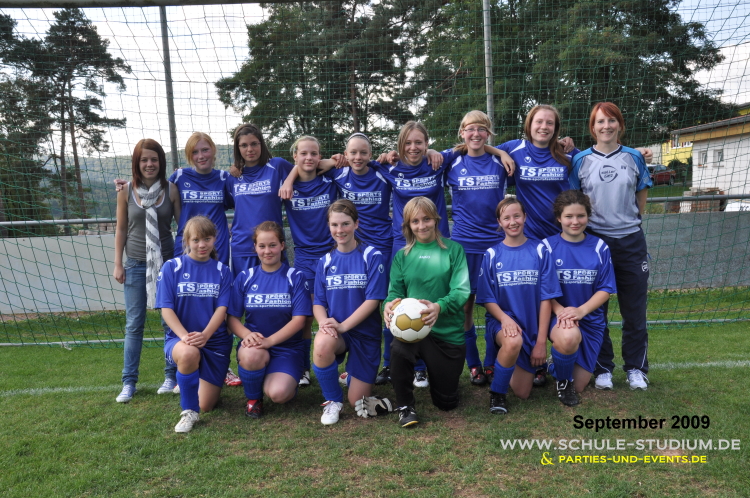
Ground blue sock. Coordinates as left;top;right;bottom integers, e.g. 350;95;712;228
484;328;498;368
303;338;312;370
415;358;427;371
464;325;481;369
176;370;200;412
382;327;393;367
490;360;515;394
313;362;343;403
238;365;266;400
551;347;577;382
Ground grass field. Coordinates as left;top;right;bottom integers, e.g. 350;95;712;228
1;322;748;497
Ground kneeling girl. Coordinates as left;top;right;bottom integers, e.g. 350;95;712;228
228;221;312;418
157;216;234;433
476;198;561;414
312;200;392;425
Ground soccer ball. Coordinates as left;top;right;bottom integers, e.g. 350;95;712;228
390;298;431;343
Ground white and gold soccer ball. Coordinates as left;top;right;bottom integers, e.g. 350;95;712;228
390;298;432;343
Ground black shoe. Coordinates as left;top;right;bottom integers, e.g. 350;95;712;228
470;367;487;386
533;368;547;387
398;406;419;428
556;380;579;407
375;366;391;385
245;398;264;418
489;391;508;414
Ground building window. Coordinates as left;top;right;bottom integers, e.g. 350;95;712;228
698;151;707;167
714;149;723;166
671;136;679;148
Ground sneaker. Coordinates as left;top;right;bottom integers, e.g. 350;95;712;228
594;372;614;390
157;378;176;394
374;366;391;385
298;370;311;387
321;400;344;425
398;406;419;428
556;380;579;406
245;398;264;419
413;370;429;388
484;366;494;382
116;384;136;403
173;384;180;394
533;368;547;387
489;391;508;414
174;409;199;433
470;367;487;386
627;369;649;390
224;368;242;387
338;372;349;386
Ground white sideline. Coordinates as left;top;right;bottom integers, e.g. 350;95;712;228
0;383;162;397
2;361;750;396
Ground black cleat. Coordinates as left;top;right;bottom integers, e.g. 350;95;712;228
556;380;580;406
398;406;419;428
489;391;508;414
375;366;391;385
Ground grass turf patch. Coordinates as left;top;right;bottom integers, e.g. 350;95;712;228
0;323;748;497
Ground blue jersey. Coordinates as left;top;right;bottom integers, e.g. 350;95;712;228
228;263;312;347
314;246;388;340
333;164;393;253
169;168;231;265
224;158;293;256
371;151;458;247
570;145;652;238
156;255;233;344
446;151;508;254
541;234;616;332
499;140;579;239
283;171;338;260
476;239;562;347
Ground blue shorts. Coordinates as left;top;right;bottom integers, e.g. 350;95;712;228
485;317;536;374
165;333;233;387
549;317;604;374
238;342;304;381
293;256;321;295
465;252;483;295
336;331;381;384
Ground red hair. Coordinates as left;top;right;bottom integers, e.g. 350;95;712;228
589;102;625;144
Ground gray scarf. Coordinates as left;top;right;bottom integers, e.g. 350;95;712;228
135;181;165;308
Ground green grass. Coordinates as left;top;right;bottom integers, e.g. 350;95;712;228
1;323;749;497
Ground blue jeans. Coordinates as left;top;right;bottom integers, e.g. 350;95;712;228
122;259;176;385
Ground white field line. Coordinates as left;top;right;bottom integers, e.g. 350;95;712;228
0;383;162;397
2;361;750;396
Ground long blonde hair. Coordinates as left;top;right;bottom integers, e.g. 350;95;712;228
401;197;446;255
397;121;429;164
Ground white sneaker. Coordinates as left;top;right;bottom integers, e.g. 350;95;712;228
321;400;343;425
627;369;649;390
175;409;200;433
594;373;613;390
338;372;349;386
413;370;429;388
116;384;136;403
173;384;180;394
298;370;311;387
157;378;176;394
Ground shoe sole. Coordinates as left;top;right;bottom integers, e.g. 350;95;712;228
489;407;508;415
629;385;647;390
413;382;429;388
246;413;262;419
116;398;132;403
400;420;419;428
594;384;613;390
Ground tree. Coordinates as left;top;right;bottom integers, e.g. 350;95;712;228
408;0;733;148
216;0;430;153
0;15;57;237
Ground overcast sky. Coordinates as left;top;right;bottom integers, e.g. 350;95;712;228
1;1;748;159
